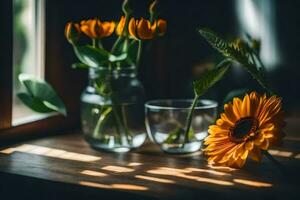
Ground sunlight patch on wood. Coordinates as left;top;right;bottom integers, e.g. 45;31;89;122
147;168;234;186
158;167;192;173
79;181;148;191
294;154;300;159
135;175;175;184
0;144;101;162
268;150;293;158
233;179;272;187
81;170;108;177
127;162;143;167
206;164;237;172
185;167;231;176
101;165;135;173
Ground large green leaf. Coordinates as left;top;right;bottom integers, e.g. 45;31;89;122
74;45;109;67
17;74;67;116
199;28;234;58
198;28;253;66
198;28;270;93
111;36;127;56
193;59;231;97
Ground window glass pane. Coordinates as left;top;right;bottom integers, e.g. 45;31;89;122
12;0;46;126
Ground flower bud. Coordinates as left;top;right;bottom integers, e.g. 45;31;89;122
65;22;80;44
116;16;126;36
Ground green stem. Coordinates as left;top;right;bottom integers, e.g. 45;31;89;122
92;38;97;48
121;104;132;144
182;95;200;147
247;48;274;95
112;106;123;143
97;40;104;49
112;105;132;145
92;106;112;138
111;36;123;53
249;68;274;95
136;40;142;70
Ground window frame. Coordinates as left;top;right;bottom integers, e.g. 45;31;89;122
0;0;85;142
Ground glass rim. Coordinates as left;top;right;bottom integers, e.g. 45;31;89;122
145;99;218;110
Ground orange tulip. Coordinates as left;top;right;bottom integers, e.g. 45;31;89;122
155;19;167;36
65;22;81;43
116;16;126;36
128;18;167;40
80;19;115;39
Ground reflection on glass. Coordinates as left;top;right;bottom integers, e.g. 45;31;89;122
13;0;46;125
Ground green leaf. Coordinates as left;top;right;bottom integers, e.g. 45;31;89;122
165;127;182;144
71;62;90;69
199;28;234;58
18;74;67;116
109;53;127;62
223;88;249;104
193;59;231;97
111;36;127;55
17;93;54;113
198;28;270;93
199;28;256;68
164;127;195;144
73;45;109;67
126;40;139;65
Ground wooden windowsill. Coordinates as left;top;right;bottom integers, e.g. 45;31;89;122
1;118;300;199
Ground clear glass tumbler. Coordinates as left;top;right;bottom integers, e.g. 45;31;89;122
145;99;218;154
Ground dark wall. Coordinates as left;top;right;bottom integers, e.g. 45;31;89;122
48;0;300;116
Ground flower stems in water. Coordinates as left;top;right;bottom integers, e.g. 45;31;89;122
92;106;112;138
182;95;200;147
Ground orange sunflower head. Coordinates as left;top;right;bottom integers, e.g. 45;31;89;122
204;91;285;168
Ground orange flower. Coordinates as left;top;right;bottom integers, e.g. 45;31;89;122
204;92;285;168
128;18;167;40
115;16;126;36
153;19;167;36
65;22;81;43
80;19;115;39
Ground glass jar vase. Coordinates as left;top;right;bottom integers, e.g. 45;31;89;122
81;67;146;152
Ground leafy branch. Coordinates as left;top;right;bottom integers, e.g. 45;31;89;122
198;28;273;94
182;59;232;146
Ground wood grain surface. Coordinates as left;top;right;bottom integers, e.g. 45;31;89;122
0;118;300;199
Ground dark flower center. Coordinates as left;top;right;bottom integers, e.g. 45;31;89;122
229;117;258;143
